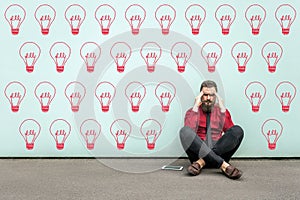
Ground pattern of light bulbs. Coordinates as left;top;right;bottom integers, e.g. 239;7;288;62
4;81;26;112
19;119;41;150
140;119;162;150
171;42;192;73
110;119;131;150
4;4;26;35
245;81;266;112
125;81;146;112
275;81;296;112
155;4;176;35
80;119;101;150
245;4;266;35
19;42;41;73
215;4;236;35
261;119;283;150
140;42;162;73
201;42;222;73
64;4;86;35
95;81;116;112
64;81;86;112
49;119;71;150
275;4;297;35
110;42;131;73
34;81;56;112
95;4;116;35
80;42;101;73
231;42;252;73
49;41;71;73
155;81;176;112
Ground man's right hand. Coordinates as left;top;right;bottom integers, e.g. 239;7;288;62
192;91;203;112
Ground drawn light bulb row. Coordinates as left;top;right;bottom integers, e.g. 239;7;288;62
19;118;163;151
4;4;297;36
4;81;176;113
20;40;283;74
245;81;297;113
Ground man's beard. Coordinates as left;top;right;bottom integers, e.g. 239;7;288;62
201;100;215;113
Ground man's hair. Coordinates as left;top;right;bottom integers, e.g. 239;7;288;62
200;80;218;92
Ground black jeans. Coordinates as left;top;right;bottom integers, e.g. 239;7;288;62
179;125;244;168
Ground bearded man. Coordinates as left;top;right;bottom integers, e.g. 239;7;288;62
179;80;244;179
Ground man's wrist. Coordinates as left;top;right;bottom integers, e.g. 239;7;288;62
192;105;199;112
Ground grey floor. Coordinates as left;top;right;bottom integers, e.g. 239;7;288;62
0;158;299;200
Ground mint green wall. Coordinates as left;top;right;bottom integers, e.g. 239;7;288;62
0;0;298;157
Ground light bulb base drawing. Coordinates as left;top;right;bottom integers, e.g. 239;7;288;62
56;143;64;150
71;105;79;112
222;28;229;35
162;105;170;112
72;28;79;35
101;105;109;112
11;105;19;112
238;65;246;73
282;105;290;112
87;143;94;150
147;143;155;150
117;65;124;73
192;28;199;35
147;66;155;73
268;143;276;150
268;65;276;73
252;28;259;35
102;28;109;35
41;28;49;35
117;143;125;150
282;28;290;35
11;28;20;35
26;65;34;73
132;28;139;35
178;65;185;73
41;105;49;112
208;65;215;73
87;66;94;73
131;105;139;112
56;65;64;73
252;105;260;112
26;143;34;150
162;28;169;35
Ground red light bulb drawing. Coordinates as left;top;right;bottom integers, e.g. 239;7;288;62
95;81;116;112
64;4;86;35
65;81;86;112
34;81;56;112
140;42;162;73
80;119;101;150
80;42;101;73
215;4;236;35
245;81;266;112
261;42;283;73
201;42;222;73
125;81;146;112
275;81;296;112
4;4;26;35
95;4;116;35
19;42;41;73
49;41;71;73
231;42;252;73
275;4;297;35
261;119;283;150
140;119;162;150
155;81;176;112
49;119;71;150
4;81;26;112
245;4;266;35
171;42;192;73
110;42;131;73
19;119;41;150
110;119;131;150
125;4;146;35
185;4;206;35
34;4;56;35
155;4;176;35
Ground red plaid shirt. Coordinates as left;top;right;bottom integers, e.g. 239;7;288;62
184;105;234;141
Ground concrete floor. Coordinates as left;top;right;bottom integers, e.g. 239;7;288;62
0;158;299;200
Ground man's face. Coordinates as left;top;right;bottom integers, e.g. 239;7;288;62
201;87;216;113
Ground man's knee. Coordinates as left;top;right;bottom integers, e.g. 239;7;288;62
179;126;194;141
231;125;244;141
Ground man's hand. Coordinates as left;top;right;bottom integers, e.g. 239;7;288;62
215;92;226;113
192;91;203;112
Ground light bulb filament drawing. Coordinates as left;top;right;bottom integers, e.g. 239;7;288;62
140;119;162;150
110;119;131;150
261;119;283;150
245;81;266;112
5;4;26;35
95;82;116;112
185;4;206;35
99;92;112;112
275;81;296;112
275;4;297;35
4;81;26;112
19;119;41;150
80;119;101;150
